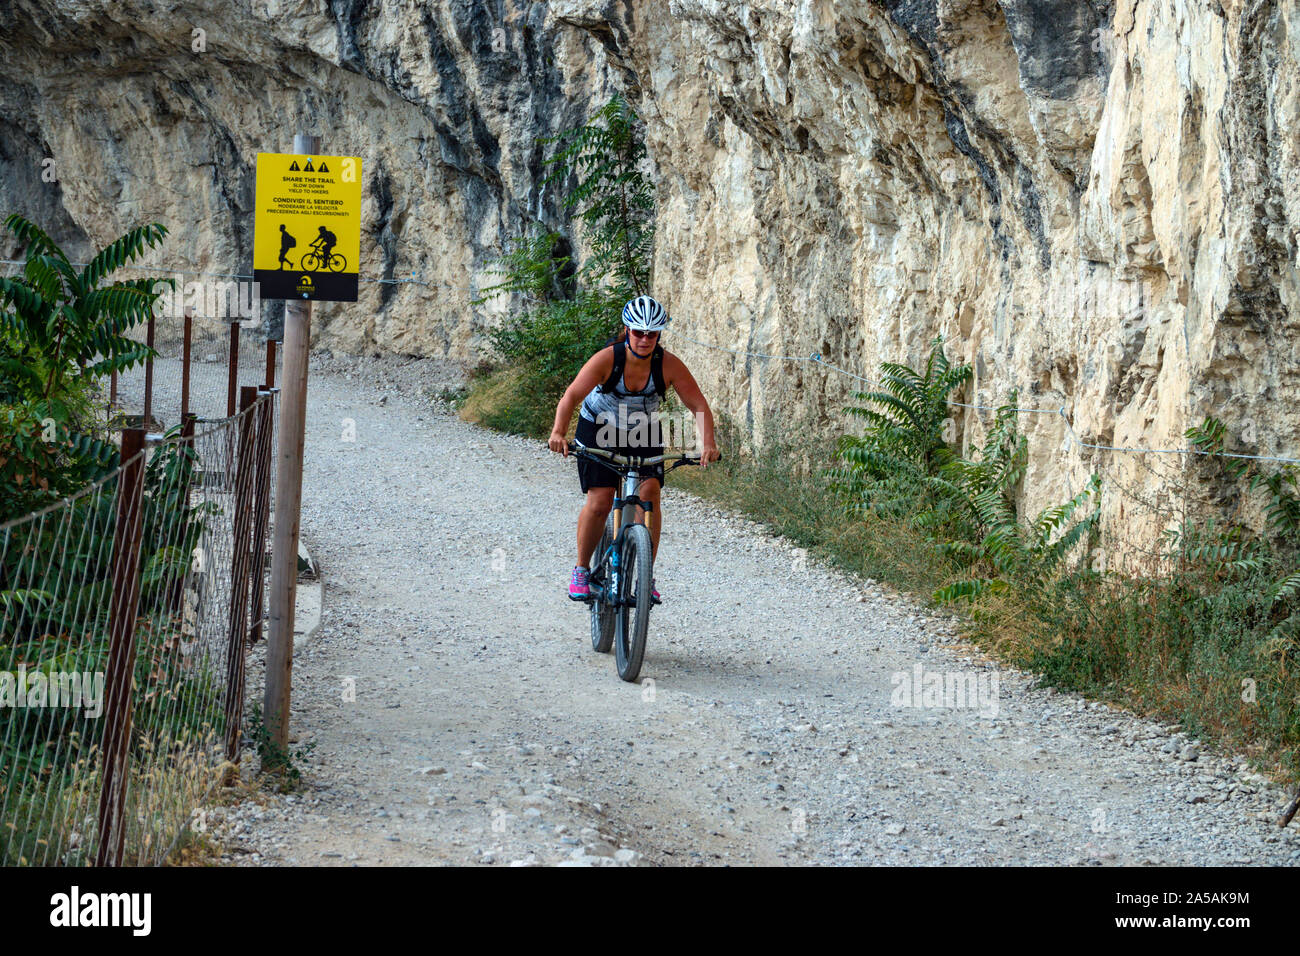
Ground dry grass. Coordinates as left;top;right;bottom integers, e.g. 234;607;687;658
2;728;229;866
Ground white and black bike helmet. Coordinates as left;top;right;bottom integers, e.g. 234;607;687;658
621;294;670;332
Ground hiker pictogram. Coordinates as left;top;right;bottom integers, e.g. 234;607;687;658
278;223;296;270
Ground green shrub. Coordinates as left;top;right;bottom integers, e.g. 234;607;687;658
469;94;655;435
0;214;168;429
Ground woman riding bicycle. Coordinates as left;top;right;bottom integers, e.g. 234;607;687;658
548;295;720;603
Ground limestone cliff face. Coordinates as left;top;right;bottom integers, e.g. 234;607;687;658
557;0;1300;544
3;1;1298;546
0;0;614;354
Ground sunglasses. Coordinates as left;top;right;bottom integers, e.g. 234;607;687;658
627;329;660;338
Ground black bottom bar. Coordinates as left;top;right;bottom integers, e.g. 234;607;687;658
255;269;357;302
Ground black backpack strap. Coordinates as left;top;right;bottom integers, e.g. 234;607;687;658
598;340;666;397
598;340;625;394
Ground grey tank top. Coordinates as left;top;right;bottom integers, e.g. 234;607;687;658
579;353;662;436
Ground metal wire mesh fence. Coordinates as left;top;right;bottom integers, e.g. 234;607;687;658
0;391;276;865
113;312;282;565
114;312;281;428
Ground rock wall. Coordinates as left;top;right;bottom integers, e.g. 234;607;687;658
557;0;1300;545
3;0;1298;546
0;0;614;355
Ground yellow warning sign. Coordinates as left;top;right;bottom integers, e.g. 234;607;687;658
254;152;362;301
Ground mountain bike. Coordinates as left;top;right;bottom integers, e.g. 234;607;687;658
300;247;347;273
568;438;711;682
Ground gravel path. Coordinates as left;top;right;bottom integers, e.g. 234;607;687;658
131;351;1300;866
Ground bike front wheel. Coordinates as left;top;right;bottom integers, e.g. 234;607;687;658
614;523;653;682
300;252;321;272
590;510;615;653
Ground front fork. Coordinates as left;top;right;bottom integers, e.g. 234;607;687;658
601;474;652;608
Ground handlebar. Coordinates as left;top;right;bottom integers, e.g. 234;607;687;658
566;438;720;471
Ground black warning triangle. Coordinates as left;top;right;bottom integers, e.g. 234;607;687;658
317;161;329;173
303;159;315;172
288;160;300;171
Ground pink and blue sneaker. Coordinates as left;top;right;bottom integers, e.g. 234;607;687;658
571;566;661;604
569;566;590;601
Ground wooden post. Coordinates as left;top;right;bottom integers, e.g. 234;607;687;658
143;313;155;428
223;387;259;784
265;131;318;757
226;321;240;417
265;339;277;388
181;307;193;420
95;428;146;867
1281;787;1300;828
248;388;276;644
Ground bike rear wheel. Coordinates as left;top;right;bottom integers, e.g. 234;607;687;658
614;523;653;682
590;510;615;653
329;252;348;272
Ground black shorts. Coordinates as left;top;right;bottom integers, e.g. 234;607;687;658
575;414;664;493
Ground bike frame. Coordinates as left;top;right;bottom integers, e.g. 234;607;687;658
569;439;696;608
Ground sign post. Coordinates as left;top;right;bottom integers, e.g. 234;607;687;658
256;135;362;757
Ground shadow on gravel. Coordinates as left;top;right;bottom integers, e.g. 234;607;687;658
631;651;846;699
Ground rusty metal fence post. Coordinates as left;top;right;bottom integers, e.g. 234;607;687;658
95;428;147;867
181;307;193;420
226;321;240;418
168;412;198;615
143;313;155;428
248;388;276;645
222;387;260;785
265;339;277;388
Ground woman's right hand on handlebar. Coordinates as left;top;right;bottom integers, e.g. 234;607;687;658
548;430;569;456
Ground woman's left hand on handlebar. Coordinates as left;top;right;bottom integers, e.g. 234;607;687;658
699;443;720;469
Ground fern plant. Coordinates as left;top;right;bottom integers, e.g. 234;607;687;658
472;229;573;307
825;337;971;529
930;396;1100;603
929;393;1028;543
934;474;1101;603
471;96;656;437
1181;415;1300;607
